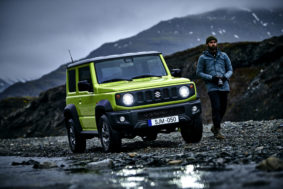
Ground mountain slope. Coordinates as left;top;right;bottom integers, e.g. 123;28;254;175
0;65;66;99
87;8;283;57
0;36;282;138
0;8;282;99
0;79;10;93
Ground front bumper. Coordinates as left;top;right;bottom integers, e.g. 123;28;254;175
106;99;201;132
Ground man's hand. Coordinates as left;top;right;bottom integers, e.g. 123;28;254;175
221;76;227;82
212;76;219;84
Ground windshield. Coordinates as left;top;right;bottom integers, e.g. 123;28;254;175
95;55;167;84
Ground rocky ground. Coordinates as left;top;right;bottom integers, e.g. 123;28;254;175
0;119;283;188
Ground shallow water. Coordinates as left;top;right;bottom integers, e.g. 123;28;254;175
0;156;282;189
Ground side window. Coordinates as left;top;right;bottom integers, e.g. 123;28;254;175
78;66;93;92
68;69;76;92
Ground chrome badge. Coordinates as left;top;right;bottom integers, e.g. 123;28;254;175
155;91;161;98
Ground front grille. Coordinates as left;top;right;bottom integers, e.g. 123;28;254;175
116;84;195;106
138;107;185;120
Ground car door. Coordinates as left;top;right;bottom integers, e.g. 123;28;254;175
76;65;96;130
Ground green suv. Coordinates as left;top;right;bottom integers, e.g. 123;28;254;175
64;51;202;152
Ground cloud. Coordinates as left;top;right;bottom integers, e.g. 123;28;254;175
0;0;282;80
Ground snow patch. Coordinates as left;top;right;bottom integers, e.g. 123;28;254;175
174;30;179;35
267;32;271;36
211;31;216;35
240;8;252;12
197;38;201;42
261;21;268;27
218;29;224;35
114;43;118;47
189;31;193;35
252;13;260;22
281;29;283;33
222;29;226;33
234;34;239;39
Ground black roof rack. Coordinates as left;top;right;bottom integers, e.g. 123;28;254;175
67;51;161;68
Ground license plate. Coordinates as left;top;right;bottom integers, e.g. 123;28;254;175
148;115;179;126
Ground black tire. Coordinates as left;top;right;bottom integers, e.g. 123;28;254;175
180;115;203;143
141;133;157;142
98;115;121;152
66;118;86;153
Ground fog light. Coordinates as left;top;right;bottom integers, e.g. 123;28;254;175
192;106;198;113
120;116;126;122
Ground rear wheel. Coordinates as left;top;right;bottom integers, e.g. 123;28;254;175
67;118;86;153
180;115;203;143
98;115;121;152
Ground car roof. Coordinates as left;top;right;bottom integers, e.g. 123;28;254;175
67;51;161;68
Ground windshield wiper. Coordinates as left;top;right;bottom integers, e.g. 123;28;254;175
131;74;162;80
101;78;132;84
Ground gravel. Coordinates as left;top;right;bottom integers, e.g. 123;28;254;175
0;119;282;168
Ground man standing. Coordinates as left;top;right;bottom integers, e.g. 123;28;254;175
196;36;233;139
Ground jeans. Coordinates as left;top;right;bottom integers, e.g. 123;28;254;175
208;91;228;129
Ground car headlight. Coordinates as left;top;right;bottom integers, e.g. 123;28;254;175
179;86;190;98
122;93;134;106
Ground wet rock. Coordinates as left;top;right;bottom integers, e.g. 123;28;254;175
256;156;283;171
33;161;58;169
168;160;182;165
216;158;225;164
12;159;39;166
128;152;138;158
255;146;264;152
86;159;114;170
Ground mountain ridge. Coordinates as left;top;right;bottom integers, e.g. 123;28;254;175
0;7;282;99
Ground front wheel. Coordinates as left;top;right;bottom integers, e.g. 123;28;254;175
67;118;86;153
180;115;203;143
98;115;121;152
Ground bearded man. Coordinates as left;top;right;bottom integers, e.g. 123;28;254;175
196;36;233;139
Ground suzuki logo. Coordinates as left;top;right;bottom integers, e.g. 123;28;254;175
155;91;161;98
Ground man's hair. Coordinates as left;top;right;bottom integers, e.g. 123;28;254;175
206;36;218;44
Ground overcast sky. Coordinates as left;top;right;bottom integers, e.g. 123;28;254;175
0;0;283;81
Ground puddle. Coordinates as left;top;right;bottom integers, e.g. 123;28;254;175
0;156;282;189
112;165;206;188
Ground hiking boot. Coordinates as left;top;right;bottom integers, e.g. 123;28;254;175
215;131;225;140
211;126;225;139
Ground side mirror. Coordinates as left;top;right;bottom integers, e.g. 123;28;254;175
171;69;182;77
78;80;92;92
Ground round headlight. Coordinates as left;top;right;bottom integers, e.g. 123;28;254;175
122;93;134;106
179;86;190;98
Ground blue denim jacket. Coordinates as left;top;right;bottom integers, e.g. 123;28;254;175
196;50;233;92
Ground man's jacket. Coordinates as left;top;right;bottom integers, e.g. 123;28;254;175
196;50;233;92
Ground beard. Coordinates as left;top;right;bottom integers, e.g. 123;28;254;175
208;45;217;51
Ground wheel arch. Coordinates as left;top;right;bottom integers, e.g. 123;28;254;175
64;104;82;133
95;100;113;130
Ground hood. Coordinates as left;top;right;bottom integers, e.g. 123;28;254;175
97;76;190;93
